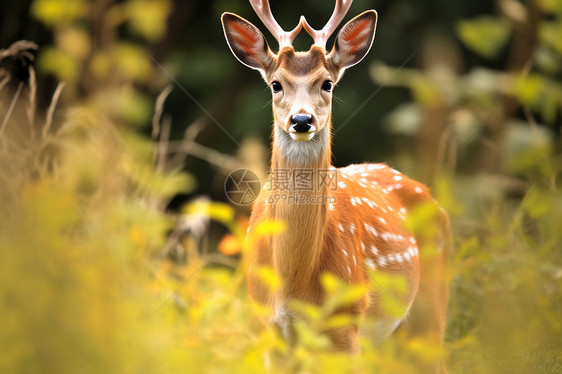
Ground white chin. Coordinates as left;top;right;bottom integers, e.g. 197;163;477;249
289;132;315;141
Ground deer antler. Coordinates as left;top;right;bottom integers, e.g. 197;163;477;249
249;0;305;50
302;0;353;49
249;0;353;50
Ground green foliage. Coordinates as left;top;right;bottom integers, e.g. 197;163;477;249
456;17;512;59
125;0;172;41
447;173;562;374
31;0;89;26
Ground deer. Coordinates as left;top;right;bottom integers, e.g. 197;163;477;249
221;1;450;372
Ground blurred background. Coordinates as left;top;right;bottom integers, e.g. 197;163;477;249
0;0;561;373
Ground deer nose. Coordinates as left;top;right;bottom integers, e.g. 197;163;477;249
291;114;313;133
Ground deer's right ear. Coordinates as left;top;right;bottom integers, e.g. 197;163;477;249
222;13;274;74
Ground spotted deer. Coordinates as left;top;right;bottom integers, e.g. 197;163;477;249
222;1;450;372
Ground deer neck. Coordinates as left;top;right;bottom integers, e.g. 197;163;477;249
268;124;332;294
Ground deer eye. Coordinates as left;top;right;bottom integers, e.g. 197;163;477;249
271;81;282;93
322;80;333;92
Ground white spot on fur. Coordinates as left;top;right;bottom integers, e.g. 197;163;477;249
364;223;378;237
415;186;423;193
365;258;376;270
408;246;418;257
368;164;385;170
380;232;405;241
393;175;403;181
362;197;375;208
338;182;346;188
338;223;344;232
379;217;387;224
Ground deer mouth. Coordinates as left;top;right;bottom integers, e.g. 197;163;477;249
289;131;316;141
288;123;317;141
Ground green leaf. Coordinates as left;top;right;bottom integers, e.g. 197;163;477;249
320;272;367;313
456;17;512;58
126;0;172;41
38;47;79;82
255;266;282;292
323;314;355;330
112;43;152;82
290;300;322;321
31;0;89;26
110;89;153;126
538;0;562;14
320;272;340;294
523;186;552;218
184;201;235;225
254;220;287;237
539;21;562;54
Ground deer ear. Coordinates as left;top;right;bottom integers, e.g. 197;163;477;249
222;12;274;74
329;10;377;76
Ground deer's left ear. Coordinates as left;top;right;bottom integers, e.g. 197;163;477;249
329;10;377;78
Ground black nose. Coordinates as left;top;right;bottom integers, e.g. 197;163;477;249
291;114;313;133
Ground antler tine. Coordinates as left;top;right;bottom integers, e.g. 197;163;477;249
302;0;354;49
249;0;304;50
